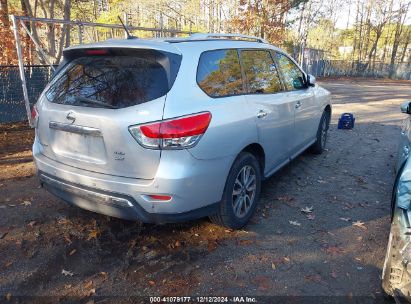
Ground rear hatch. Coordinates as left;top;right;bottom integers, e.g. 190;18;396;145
36;44;181;179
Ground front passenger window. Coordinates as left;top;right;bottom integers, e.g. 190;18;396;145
275;53;306;91
240;50;283;94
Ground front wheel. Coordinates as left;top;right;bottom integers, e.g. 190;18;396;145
382;207;411;299
210;152;261;229
311;111;330;154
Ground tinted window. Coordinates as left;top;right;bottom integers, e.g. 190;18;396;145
46;49;181;108
197;49;244;97
240;50;283;94
275;53;306;90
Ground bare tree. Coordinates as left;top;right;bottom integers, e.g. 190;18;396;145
389;0;411;78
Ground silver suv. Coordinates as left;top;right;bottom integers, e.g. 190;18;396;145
32;33;332;229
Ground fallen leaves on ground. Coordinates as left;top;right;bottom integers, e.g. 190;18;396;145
278;196;297;207
4;261;13;268
148;280;156;286
62;269;74;276
87;229;99;241
84;280;93;289
5;293;12;301
57;217;70;225
69;249;76;256
306;214;316;220
100;272;108;281
343;203;355;210
352;221;367;229
283;257;291;263
255;275;272;290
86;288;96;296
330;271;338;278
278;196;294;202
289;220;301;226
301;206;313;213
305;275;322;282
21;200;31;206
207;239;218;252
27;221;36;228
325;246;345;255
237;239;254;246
160;275;196;296
340;217;351;222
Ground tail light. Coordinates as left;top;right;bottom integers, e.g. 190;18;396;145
31;104;39;125
129;112;211;149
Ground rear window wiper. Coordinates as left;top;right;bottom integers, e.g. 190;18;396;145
72;95;118;109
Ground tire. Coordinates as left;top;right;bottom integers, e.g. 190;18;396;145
310;111;330;154
382;207;411;298
210;152;261;229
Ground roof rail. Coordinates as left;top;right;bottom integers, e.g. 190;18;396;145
189;33;268;44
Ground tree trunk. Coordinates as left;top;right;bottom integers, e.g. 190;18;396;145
400;30;410;63
55;0;70;64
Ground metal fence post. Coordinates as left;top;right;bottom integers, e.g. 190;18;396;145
19;20;56;71
11;15;33;127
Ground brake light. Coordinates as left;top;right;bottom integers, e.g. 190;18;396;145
31;104;38;124
129;112;211;149
85;49;108;55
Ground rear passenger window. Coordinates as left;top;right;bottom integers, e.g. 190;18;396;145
197;49;244;97
240;50;283;94
275;52;306;91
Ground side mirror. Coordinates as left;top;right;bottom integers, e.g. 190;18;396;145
400;101;411;114
307;74;316;87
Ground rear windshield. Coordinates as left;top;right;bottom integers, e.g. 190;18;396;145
45;49;181;109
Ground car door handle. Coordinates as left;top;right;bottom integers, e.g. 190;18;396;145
295;101;302;109
257;110;267;119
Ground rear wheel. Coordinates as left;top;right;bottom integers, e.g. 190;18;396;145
311;111;330;154
382;207;411;299
210;152;261;229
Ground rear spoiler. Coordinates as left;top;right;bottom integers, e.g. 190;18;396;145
63;39;182;57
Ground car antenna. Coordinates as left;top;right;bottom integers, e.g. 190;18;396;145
118;16;137;39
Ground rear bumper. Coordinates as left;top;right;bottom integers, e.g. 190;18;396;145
39;171;219;223
33;139;233;223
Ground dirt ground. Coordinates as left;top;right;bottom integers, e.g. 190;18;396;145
1;79;411;303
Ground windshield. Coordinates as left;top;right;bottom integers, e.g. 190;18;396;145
45;49;181;109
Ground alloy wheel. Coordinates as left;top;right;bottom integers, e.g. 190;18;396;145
232;165;257;218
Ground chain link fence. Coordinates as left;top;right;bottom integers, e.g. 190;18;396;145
0;65;55;124
303;59;411;80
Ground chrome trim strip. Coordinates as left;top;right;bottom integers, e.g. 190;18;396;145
49;121;102;137
40;173;133;207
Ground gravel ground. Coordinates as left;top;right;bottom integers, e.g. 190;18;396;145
0;79;410;303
